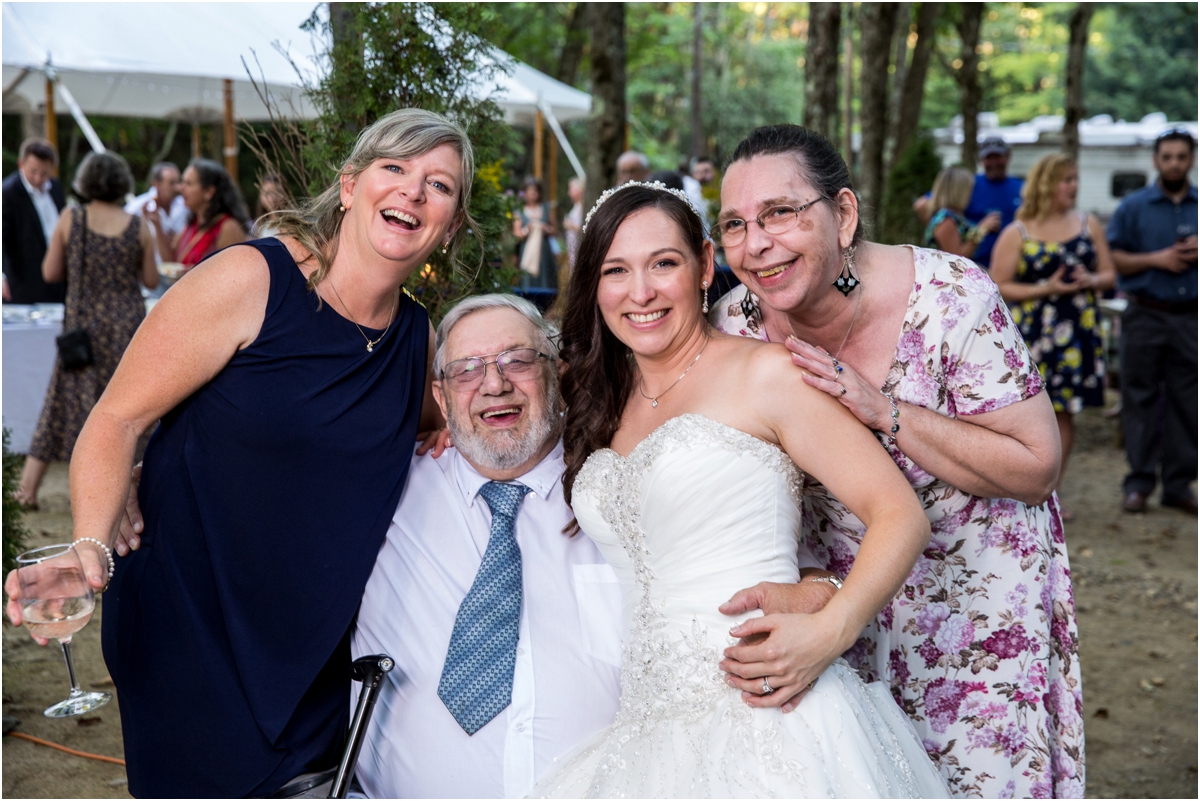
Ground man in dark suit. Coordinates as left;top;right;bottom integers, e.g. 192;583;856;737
2;138;66;303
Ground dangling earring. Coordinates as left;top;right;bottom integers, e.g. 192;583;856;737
833;244;861;296
701;280;710;314
441;242;448;255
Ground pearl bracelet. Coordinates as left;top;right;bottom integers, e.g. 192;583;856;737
880;390;901;447
75;537;115;582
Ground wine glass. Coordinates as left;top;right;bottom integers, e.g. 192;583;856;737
16;543;112;718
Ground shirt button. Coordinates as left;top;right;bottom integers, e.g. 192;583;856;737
515;722;525;732
517;647;525;656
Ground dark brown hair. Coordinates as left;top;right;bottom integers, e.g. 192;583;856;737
72;151;134;203
560;185;706;514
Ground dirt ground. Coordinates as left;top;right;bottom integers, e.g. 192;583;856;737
2;405;1196;798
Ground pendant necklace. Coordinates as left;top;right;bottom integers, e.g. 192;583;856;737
329;280;399;353
785;281;864;362
638;332;711;408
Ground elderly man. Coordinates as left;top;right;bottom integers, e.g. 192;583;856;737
1108;127;1198;514
615;150;650;185
126;162;188;267
2;138;66;303
351;295;622;798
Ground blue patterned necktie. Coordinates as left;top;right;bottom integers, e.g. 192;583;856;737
438;480;532;735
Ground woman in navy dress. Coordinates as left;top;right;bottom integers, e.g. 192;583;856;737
6;109;475;796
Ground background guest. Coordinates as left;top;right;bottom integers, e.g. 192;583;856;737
914;137;1023;269
513;176;557;291
125;161;187;266
991;153;1117;522
15;151;157;508
2;138;66;303
252;172;287;238
614;150;650;185
562;176;585;272
1107;127;1198;514
147;157;248;271
923;166;1000;258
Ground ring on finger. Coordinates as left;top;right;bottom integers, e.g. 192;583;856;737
831;357;843;374
807;677;819;691
839;385;847;397
762;677;773;695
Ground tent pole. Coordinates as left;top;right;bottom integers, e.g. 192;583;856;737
55;81;105;154
548;131;558;208
539;103;585;181
192;123;201;159
533;109;544;182
223;79;238;181
44;74;57;175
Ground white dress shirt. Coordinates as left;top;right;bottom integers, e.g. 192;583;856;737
682;174;710;230
20;171;59;245
352;441;622;799
126;189;188;264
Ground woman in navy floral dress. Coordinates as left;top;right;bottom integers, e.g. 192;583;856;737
992;154;1116;520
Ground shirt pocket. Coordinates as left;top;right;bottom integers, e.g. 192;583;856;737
572;563;623;668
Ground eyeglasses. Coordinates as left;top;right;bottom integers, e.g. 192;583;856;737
440;348;551;389
714;197;826;247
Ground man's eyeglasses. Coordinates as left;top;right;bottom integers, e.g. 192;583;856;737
714;197;826;247
439;348;551;389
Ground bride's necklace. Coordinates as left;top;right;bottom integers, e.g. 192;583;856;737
785;282;864;361
638;333;711;408
329;280;399;353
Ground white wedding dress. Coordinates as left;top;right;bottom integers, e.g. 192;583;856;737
534;415;950;798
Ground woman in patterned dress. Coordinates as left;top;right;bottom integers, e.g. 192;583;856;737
15;151;158;508
990;154;1116;522
712;125;1084;797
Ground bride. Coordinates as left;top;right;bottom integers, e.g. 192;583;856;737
538;182;950;798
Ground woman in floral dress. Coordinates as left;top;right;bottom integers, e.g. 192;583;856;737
712;125;1084;797
991;154;1116;522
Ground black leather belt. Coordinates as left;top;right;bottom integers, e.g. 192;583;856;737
1132;295;1197;314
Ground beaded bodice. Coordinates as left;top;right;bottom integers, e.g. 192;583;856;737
572;414;804;726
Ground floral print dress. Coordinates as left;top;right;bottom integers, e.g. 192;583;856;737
711;247;1083;798
1008;216;1105;414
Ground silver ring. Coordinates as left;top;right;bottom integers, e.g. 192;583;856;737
839;385;847;397
762;677;773;694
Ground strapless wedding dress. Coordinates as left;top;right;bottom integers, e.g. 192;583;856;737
534;415;950;798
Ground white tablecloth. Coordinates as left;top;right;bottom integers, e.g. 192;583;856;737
3;318;61;453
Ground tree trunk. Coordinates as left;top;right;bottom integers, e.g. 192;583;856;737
858;3;899;234
691;2;703;158
556;2;588;88
1064;3;1094;162
584;2;626;211
885;1;911;168
329;2;365;134
841;4;855;167
803;2;841;144
892;2;941;160
955;3;984;168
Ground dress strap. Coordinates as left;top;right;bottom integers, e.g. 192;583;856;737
1077;211;1091;240
1014;220;1030;240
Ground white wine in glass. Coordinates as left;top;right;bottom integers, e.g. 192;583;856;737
16;543;112;718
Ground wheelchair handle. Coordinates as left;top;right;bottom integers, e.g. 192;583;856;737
330;654;394;798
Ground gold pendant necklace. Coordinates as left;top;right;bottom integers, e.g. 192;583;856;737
329;280;399;353
638;332;711;408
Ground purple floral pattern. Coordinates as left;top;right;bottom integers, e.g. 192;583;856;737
712;247;1083;798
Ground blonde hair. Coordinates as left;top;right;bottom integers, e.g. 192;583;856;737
930;167;975;214
1017;153;1075;222
270;108;478;292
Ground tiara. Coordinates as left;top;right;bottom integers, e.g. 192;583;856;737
582;180;696;233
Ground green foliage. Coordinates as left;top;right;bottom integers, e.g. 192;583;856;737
261;3;520;324
879;134;943;246
1085;3;1198;123
3;429;30;577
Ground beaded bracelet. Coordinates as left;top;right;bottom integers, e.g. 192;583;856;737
880;390;901;447
75;537;115;583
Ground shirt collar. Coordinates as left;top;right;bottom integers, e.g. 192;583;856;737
19;170;47;196
452;438;565;506
1147;181;1198;203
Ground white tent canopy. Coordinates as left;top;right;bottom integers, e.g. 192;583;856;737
2;2;589;174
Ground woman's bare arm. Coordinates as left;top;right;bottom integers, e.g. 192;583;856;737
139;218;159;289
933;216;977;258
41;212;70;283
214;217;248;250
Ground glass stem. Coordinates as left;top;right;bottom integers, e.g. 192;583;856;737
59;639;83;698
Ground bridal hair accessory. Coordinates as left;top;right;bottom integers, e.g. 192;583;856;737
833;244;860;296
638;332;711;408
880;389;901;446
582;181;695;233
762;677;773;694
701;280;709;314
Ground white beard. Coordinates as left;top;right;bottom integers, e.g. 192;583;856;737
448;380;562;472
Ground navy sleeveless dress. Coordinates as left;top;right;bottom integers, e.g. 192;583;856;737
101;239;429;797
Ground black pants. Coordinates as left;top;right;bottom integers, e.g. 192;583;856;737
1119;302;1198;501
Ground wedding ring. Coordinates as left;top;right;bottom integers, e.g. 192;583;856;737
762;677;773;695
